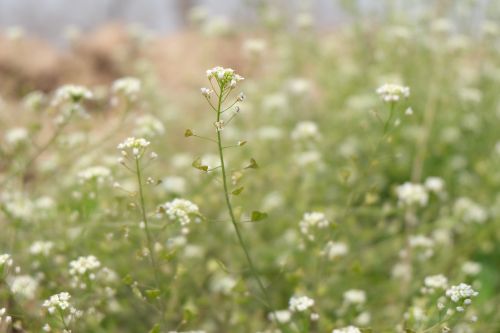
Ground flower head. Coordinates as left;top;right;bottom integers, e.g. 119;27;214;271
160;199;201;226
446;283;478;303
332;326;362;333
52;84;93;105
117;137;151;159
112;77;141;100
396;182;428;207
206;66;244;90
376;83;410;103
289;295;315;312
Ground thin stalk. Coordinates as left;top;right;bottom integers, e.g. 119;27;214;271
214;89;292;333
135;158;167;327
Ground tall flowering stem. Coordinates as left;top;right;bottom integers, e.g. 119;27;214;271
117;137;166;327
203;67;290;332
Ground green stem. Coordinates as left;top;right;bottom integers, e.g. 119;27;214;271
383;102;395;135
214;89;291;333
135;158;167;327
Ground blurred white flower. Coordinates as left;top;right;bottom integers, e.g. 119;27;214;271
9;275;38;299
112;77;141;101
396;182;428;207
289;295;314;312
343;289;367;305
376;84;410;103
332;326;361;333
291;121;320;141
461;261;481;276
322;241;348;260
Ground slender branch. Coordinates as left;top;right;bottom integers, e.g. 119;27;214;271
135;158;167;327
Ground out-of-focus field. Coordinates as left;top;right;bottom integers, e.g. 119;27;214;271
0;2;499;333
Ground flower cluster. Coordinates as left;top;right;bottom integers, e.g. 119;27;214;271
446;283;478;303
289;295;315;312
69;255;101;288
424;176;445;193
453;197;488;224
343;289;367;305
112;77;141;101
291;121;321;141
77;166;112;185
0;254;13;275
117;137;152;159
52;84;93;105
29;241;54;256
4;127;29;147
0;308;12;327
268;310;292;324
422;274;448;294
462;261;481;276
134;115;165;138
322;241;349;260
409;234;435;259
160;199;201;227
396;182;429;207
444;283;478;312
43;292;82;321
9;275;38;299
332;326;362;333
0;253;13;268
376;83;410;102
299;212;330;240
206;66;244;90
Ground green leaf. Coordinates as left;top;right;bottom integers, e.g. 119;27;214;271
232;187;244;195
251;211;268;222
145;289;161;300
149;324;161;333
184;129;194;137
192;157;208;172
245;158;259;169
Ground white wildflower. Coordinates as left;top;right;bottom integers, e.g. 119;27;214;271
409;235;435;259
9;275;38;299
112;77;141;100
0;254;13;268
422;274;448;294
291;121;320;141
69;256;101;288
30;241;54;256
376;83;410;102
446;283;478;303
117;137;151;158
243;38;267;57
134;115;165;138
52;85;92;105
396;182;429;207
425;177;445;193
299;212;329;239
461;261;481;276
161;199;200;226
343;289;367;305
322;241;349;260
453;198;487;224
268;310;291;324
206;66;244;89
289;295;314;312
77;166;111;185
5;127;29;146
332;326;362;333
